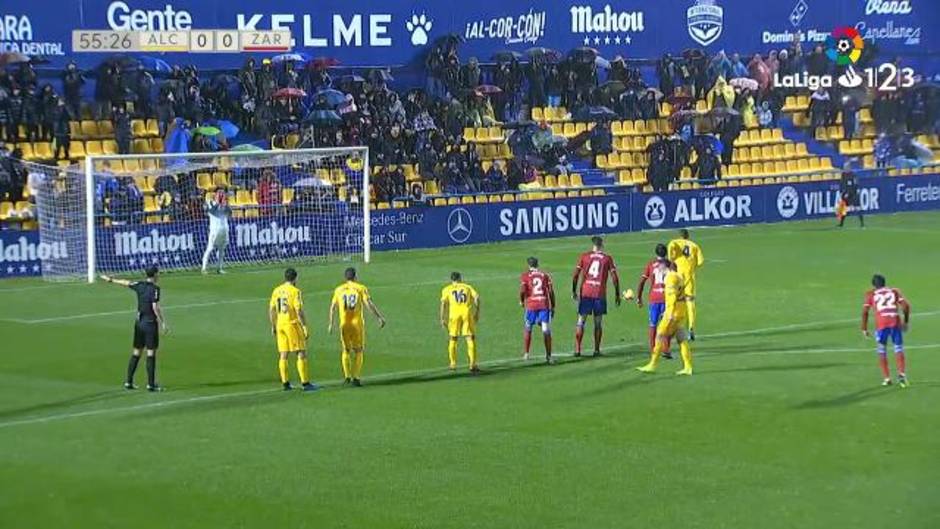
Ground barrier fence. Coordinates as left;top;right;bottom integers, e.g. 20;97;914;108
2;172;939;278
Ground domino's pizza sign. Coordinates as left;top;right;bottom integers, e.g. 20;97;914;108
687;0;723;46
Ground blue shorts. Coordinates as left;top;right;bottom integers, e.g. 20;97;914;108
524;309;552;327
648;302;666;328
578;297;607;316
875;327;904;346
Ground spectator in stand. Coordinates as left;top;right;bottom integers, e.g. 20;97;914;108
591;121;613;156
38;85;58;141
553;154;573;177
0;88;10;142
6;88;23;141
545;64;562;107
638;90;659;120
21;88;39;142
154;173;178;197
734;88;757;128
718;115;743;166
808;87;831;136
708;77;735;109
484;163;507;192
757;101;773;128
747;55;771;93
16;63;37;90
0;152;12;201
842;95;859;140
730;53;748;79
5;148;26;201
693;142;721;185
257;169;282;216
461;57;482;91
806;45;830;77
135;66;155;118
506;159;525;190
53;100;72;160
113;107;132;155
62;62;85;118
874;133;891;170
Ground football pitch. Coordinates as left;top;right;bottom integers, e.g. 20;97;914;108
1;212;938;529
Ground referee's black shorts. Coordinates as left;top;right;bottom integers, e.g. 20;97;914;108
132;320;159;350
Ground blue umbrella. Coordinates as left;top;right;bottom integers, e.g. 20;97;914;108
303;109;343;125
272;53;308;63
313;89;347;107
136;55;172;74
572;105;617;121
209;119;240;140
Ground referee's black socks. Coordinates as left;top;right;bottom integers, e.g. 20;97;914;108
146;355;156;388
126;354;141;384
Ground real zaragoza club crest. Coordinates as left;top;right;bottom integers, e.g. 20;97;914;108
687;0;724;46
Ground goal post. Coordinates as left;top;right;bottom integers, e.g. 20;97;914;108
33;147;370;282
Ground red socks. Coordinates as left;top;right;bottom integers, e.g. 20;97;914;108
878;355;890;378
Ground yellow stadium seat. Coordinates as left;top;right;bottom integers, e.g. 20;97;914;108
783;143;796;158
621;120;635;135
796;143;808;156
502;194;515;202
611;121;624;136
97;120;114;137
596;154;609;170
760;128;773;143
122;159;140;173
80;120;98;138
69;141;86;159
809;157;822;170
820;157;833;169
101;140;118;156
488;195;502;203
558;175;570;188
633;120;646;135
490;127;505;142
32;142;53;159
785;160;799;173
772;129;783;142
531;107;544;121
570;173;583;187
84;140;102;156
145;119;160;136
563;123;577;138
196;173;214;191
761;145;774;160
132;139;151;154
551;123;564;136
774;161;787;174
69;121;82;138
773;144;785;159
446;197;459;205
618;170;631;184
150;138;164;153
131;120;147;137
727;164;740;177
544;175;558;188
213;172;231;188
749;146;762;161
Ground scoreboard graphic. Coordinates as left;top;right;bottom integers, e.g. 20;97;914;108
71;30;292;53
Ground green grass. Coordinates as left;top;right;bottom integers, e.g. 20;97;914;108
1;212;939;529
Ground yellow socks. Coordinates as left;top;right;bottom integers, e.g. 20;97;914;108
278;358;290;383
448;338;458;368
637;341;664;372
467;337;478;368
353;351;364;379
341;350;352;379
680;342;693;372
296;357;310;384
687;300;697;331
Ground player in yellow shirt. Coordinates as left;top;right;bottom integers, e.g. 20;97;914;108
440;272;481;373
268;268;318;391
328;267;386;386
636;262;694;376
667;228;704;339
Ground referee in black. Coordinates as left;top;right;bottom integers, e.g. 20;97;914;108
100;266;169;392
838;161;865;228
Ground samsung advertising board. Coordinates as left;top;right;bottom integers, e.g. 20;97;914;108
8;0;937;69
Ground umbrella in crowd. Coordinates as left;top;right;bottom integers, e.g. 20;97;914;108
706;107;740;119
337;74;365;84
231;143;264;152
0;52;29;67
669;109;701;123
597;80;626;97
492;50;523;63
209;119;240;139
273;87;307;99
474;84;503;95
645;87;664;100
309;56;340;69
595;56;611;69
569;47;598;63
573;105;617;122
136;55;172;74
193;126;222;136
729;77;759;91
526;47;562;62
313;88;347;107
303;109;343;126
369;69;394;83
272;53;307;63
666;93;695;109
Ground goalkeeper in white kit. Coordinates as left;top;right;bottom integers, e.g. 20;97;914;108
201;189;232;274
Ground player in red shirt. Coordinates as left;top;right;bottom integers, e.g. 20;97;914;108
571;236;620;356
861;274;911;387
520;257;556;364
636;244;672;357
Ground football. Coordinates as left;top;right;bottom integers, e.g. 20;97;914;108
622;288;635;301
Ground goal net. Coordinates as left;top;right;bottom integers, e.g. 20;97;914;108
32;147;370;282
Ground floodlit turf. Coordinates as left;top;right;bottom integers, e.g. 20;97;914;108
1;212;938;529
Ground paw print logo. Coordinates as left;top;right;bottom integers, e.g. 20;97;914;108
406;13;433;46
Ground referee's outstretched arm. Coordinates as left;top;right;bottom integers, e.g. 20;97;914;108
99;274;132;287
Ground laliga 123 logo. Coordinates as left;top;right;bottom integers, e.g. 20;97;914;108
826;27;864;66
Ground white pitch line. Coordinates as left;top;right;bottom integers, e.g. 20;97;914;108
1;318;938;430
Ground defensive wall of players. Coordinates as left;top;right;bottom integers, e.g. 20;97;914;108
2;171;939;278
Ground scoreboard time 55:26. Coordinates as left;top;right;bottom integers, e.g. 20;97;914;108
71;30;292;53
